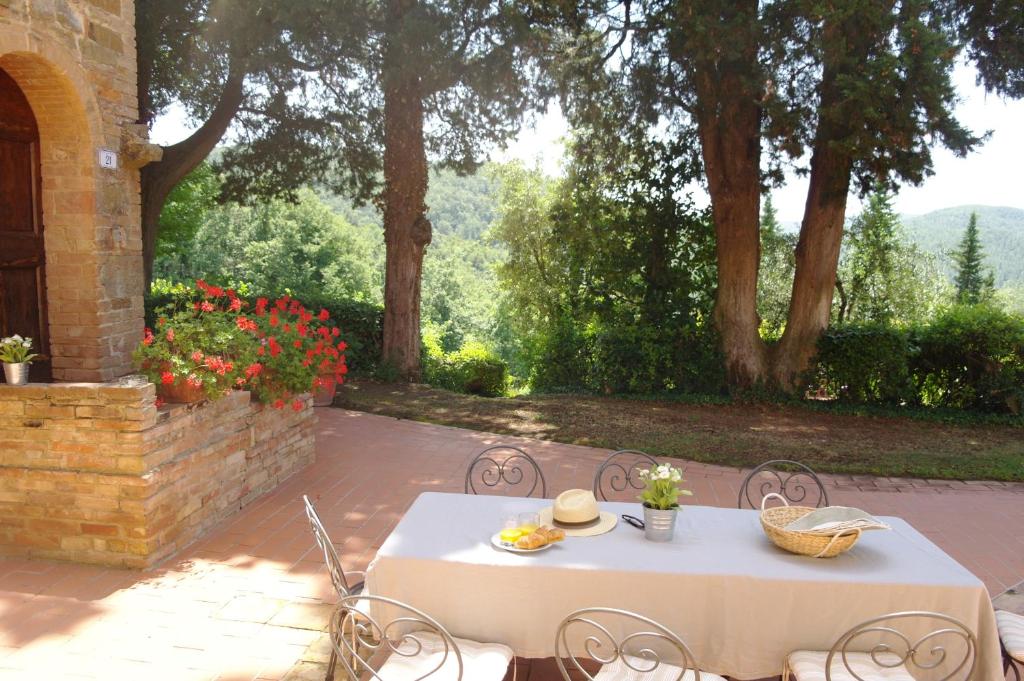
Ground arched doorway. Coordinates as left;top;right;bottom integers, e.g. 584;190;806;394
0;65;50;381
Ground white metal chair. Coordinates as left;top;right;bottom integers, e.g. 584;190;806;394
738;459;829;509
554;606;727;681
997;610;1024;681
331;594;515;680
593;450;659;501
304;494;366;681
783;611;976;681
464;445;547;498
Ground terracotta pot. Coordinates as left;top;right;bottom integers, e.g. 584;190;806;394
157;378;205;404
312;373;337;407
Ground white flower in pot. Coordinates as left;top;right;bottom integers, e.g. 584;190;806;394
0;335;40;386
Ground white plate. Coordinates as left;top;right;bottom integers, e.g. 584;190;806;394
490;532;553;554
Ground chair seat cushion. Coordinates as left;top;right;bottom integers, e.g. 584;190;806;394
594;654;727;681
788;650;915;681
997;610;1024;662
375;630;513;680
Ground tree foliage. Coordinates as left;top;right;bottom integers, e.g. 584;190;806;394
835;190;949;325
952;212;996;305
490;135;723;394
549;0;1024;391
757;194;796;339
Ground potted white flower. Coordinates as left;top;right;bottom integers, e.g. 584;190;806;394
638;463;692;541
0;335;39;386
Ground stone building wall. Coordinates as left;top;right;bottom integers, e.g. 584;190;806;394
0;382;316;568
1;0;146;381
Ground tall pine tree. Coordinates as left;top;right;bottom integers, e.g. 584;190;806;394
952;212;995;304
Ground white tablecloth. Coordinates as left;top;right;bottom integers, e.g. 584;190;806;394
365;492;1001;681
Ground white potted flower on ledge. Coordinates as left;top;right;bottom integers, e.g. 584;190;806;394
638;463;692;542
0;335;39;386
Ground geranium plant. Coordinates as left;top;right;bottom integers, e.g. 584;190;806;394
134;285;258;405
637;464;693;510
0;335;39;364
133;280;348;410
246;293;348;409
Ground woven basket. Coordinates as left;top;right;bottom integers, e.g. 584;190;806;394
759;493;861;558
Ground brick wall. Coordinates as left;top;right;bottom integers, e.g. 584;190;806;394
0;380;316;568
1;0;146;380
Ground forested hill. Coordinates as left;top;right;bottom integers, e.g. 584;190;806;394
322;167;499;241
901;205;1024;286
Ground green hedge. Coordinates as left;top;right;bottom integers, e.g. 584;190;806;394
815;323;916;405
146;281;384;373
814;305;1024;414
912;305;1024;413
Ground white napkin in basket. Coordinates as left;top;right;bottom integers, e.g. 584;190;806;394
784;506;891;535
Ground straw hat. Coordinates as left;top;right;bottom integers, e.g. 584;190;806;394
539;489;618;537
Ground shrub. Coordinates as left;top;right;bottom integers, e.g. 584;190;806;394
814;323;917;405
147;279;383;373
913;305;1024;414
136;281;348;408
528;318;591;393
423;331;508;397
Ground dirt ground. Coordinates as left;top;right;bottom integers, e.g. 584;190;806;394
335;380;1024;481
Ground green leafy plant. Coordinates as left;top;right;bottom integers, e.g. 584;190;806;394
913;304;1024;414
814;323;917;405
637;464;692;510
135;281;348;408
423;329;508;397
0;335;39;364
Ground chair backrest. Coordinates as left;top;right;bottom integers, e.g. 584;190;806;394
464;445;546;498
303;494;355;597
593;449;659;501
555;607;702;681
737;459;829;509
825;611;977;681
331;594;464;680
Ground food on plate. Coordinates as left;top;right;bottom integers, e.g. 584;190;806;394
512;525;566;550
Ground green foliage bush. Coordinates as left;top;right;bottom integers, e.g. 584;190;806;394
423;330;509;397
147;280;383;373
814;306;1024;414
913;305;1024;413
815;323;917;405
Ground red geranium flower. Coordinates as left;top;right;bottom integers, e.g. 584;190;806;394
166;329;175;342
292;399;303;412
229;298;242;312
161;371;174;385
319;309;330;321
255;297;269;316
200;301;215;313
272;399;285;409
191;350;204;363
143;328;154;346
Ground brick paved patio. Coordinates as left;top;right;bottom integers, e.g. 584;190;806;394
0;407;1020;680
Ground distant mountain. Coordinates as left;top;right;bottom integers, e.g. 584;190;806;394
900;205;1024;286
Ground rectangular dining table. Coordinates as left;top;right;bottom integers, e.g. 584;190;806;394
364;492;1002;681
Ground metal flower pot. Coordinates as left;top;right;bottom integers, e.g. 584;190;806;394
2;362;29;386
642;505;677;542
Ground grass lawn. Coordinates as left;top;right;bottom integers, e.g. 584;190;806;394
335;380;1024;482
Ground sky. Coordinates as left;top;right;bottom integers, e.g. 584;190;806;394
153;65;1024;224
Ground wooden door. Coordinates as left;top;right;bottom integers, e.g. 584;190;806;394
0;66;50;381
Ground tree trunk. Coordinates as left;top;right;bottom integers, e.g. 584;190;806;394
771;147;851;389
690;2;768;389
380;0;431;380
139;66;245;286
768;13;871;391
